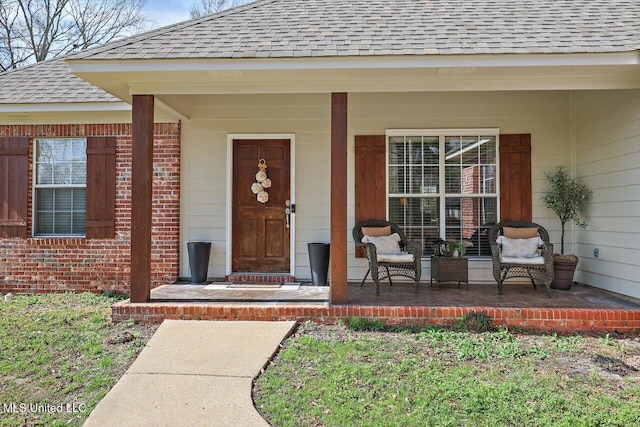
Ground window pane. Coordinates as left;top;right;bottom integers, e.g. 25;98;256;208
480;137;497;164
52;139;71;162
388;166;405;193
36;189;54;210
445;166;461;193
36;140;55;163
388;137;405;164
423;166;439;193
481;165;496;193
423;137;439;164
461;136;480;164
73;212;86;234
461;165;479;194
54;189;72;210
36;163;53;185
53;164;71;184
55;212;72;234
445;136;461;164
72;139;86;161
390;197;440;256
407;137;422;165
447;197;497;256
71;163;86;184
36;212;54;235
408;166;422;194
445;198;461;226
73;189;86;210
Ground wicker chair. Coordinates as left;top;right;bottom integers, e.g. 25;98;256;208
353;220;422;295
489;221;554;298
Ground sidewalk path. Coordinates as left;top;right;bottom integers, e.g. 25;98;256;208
84;320;297;427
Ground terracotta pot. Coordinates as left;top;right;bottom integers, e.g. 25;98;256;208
551;260;578;290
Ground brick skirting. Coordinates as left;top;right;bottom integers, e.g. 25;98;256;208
112;302;640;333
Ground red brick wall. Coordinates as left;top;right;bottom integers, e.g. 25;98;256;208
0;123;181;294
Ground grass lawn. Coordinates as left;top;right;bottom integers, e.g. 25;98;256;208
254;319;640;427
0;293;157;427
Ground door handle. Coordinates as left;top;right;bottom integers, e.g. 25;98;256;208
285;200;291;229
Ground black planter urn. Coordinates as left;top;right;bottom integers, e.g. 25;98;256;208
187;242;212;284
308;243;330;286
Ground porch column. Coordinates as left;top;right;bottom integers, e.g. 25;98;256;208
130;95;154;303
330;93;348;304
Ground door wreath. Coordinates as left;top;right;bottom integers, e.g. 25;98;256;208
251;159;272;203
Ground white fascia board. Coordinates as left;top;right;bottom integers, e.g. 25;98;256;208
67;52;640;73
0;101;130;113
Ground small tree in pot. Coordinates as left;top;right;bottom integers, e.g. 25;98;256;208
542;168;592;290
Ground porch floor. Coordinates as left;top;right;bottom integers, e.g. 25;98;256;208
112;281;640;333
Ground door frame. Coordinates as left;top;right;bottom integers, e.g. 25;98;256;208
226;134;296;277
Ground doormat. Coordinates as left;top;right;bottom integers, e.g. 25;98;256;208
203;282;301;291
227;283;283;289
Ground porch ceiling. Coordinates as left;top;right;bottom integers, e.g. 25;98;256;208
68;54;640;118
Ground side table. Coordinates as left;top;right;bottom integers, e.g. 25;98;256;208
430;256;469;290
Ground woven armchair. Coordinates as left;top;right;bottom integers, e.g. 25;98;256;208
353;220;422;295
489;221;554;298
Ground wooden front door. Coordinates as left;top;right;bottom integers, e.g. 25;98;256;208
232;139;291;272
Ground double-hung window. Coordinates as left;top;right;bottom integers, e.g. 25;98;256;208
387;130;498;257
34;138;87;236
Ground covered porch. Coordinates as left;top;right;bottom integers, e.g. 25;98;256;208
111;281;640;333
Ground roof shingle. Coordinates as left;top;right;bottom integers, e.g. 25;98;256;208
0;58;119;104
70;0;640;61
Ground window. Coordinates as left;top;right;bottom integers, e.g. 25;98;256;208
34;138;86;236
387;130;498;257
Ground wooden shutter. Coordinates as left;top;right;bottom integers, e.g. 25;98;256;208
0;137;29;238
499;134;532;222
354;135;386;257
86;136;116;239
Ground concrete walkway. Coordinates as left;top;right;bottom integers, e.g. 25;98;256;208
84;320;297;427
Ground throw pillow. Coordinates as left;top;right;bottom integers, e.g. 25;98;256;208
362;233;402;255
503;227;539;239
361;226;392;237
497;236;541;258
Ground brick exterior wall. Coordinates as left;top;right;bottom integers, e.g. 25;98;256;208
0;123;180;294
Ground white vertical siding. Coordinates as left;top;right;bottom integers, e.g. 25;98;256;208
180;91;572;282
573;90;640;298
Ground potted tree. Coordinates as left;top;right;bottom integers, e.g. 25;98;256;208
542;168;592;290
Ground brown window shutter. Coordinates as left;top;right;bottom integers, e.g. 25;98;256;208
86;136;116;239
0;137;29;238
499;134;532;222
354;135;386;257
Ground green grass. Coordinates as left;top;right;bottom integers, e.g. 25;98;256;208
254;321;640;427
0;293;156;427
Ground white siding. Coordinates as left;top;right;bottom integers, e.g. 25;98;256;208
180;91;573;282
573;90;640;298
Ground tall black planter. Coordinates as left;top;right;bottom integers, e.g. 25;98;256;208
308;243;330;286
187;242;211;284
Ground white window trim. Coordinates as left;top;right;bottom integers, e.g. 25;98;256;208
385;129;500;255
32;138;87;237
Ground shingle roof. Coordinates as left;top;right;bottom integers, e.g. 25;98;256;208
0;58;119;104
71;0;640;61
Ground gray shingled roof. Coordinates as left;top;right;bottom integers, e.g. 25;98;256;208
0;58;120;104
71;0;640;61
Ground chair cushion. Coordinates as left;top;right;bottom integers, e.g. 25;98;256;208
500;255;545;265
503;227;539;239
362;233;402;255
377;252;415;263
497;236;542;258
361;225;392;237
